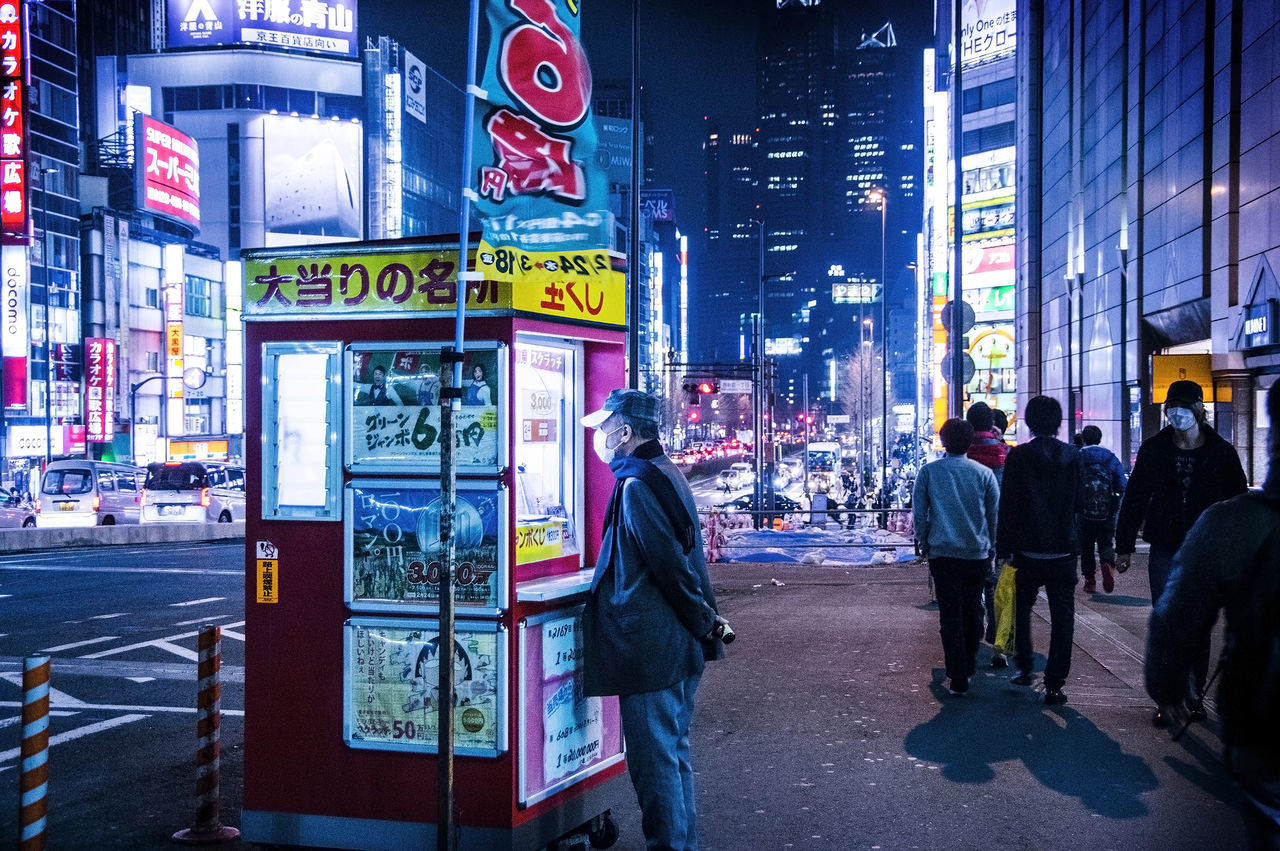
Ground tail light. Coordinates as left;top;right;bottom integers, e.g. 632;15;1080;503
92;495;101;511
201;487;211;508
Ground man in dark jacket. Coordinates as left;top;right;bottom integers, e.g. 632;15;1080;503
1077;425;1127;595
1145;381;1279;847
581;389;727;850
1116;379;1247;724
997;395;1080;705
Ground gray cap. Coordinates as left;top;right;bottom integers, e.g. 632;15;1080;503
581;389;660;428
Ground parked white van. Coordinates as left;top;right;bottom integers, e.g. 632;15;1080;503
38;460;147;527
141;461;246;523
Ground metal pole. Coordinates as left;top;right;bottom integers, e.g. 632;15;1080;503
752;219;764;528
627;0;641;388
950;0;966;417
878;192;888;508
38;169;52;468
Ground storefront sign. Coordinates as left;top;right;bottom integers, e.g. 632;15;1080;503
1243;300;1277;349
166;0;358;57
1151;354;1213;403
135;115;200;230
344;479;506;614
473;0;614;284
519;608;624;805
2;243;28;407
345;618;506;756
0;0;26;244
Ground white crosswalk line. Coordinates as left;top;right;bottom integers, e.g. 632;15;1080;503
39;636;119;653
0;713;149;765
170;597;226;607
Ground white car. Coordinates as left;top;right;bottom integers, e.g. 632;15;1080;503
0;487;36;528
142;461;246;523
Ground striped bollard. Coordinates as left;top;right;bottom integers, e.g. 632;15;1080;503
20;655;51;851
173;626;240;843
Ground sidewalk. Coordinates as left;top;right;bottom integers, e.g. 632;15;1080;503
601;551;1244;850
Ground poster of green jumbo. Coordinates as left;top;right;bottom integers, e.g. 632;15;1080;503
344;618;507;756
345;342;505;473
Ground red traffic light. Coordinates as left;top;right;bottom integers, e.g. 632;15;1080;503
697;380;716;394
688;410;701;422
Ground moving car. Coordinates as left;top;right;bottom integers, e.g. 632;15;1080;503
141;461;247;523
0;487;36;528
38;460;147;527
720;493;802;513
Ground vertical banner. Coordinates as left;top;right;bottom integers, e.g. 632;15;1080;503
0;0;26;245
472;0;617;287
85;338;116;442
2;243;27;407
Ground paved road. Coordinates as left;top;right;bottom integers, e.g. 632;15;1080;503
0;545;1249;849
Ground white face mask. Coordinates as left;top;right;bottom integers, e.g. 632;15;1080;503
592;425;627;464
1166;408;1197;431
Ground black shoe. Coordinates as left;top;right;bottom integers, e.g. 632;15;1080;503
948;686;967;697
1187;698;1206;722
1152;708;1169;728
1044;688;1067;705
1010;671;1035;686
991;652;1009;669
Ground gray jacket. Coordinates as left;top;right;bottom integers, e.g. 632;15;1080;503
583;449;721;697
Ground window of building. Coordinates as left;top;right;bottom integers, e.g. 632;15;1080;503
185;276;212;318
963;78;1016;113
962;121;1016;156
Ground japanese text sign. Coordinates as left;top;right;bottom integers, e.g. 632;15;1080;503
0;0;25;244
166;0;358;58
135;115;200;230
473;0;614;283
84;337;116;443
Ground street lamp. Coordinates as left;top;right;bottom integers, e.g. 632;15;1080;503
130;374;165;466
749;217;765;528
868;187;888;506
36;165;57;468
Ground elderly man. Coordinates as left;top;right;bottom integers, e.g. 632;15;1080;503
580;389;728;851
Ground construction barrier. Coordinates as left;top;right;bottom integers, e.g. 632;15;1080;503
20;655;51;851
173;626;240;844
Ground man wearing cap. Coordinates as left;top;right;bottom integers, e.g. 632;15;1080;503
580;388;727;851
1116;378;1247;725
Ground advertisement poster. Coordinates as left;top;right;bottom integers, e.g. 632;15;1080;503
263;115;363;243
346;343;504;473
519;608;624;805
345;479;506;614
166;0;358;57
345;618;506;756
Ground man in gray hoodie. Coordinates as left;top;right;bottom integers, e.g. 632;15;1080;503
997;396;1081;705
914;418;1000;696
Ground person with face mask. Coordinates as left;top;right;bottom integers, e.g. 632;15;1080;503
579;389;728;851
1115;379;1247;725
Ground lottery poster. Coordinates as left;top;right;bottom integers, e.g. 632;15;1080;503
344;618;507;756
345;480;507;615
345;342;505;473
518;607;624;806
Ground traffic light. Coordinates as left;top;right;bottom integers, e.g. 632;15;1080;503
688;409;701;422
696;379;718;395
681;381;700;405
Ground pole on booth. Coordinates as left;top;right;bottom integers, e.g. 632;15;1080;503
20;655;51;851
440;1;482;847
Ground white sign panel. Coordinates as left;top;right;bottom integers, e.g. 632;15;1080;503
403;49;427;125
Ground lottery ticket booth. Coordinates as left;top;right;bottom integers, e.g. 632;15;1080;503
239;236;629;849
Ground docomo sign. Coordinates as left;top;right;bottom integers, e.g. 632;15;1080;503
0;0;26;243
1;243;26;407
136;115;201;229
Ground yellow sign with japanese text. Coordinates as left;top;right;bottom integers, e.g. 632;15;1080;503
256;559;279;603
514;519;566;565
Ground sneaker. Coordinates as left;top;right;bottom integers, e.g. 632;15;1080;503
1152;708;1169;728
1010;671;1035;686
949;678;968;696
1116;557;1130;574
991;652;1009;669
1044;688;1068;705
949;687;967;697
1101;561;1116;593
1083;577;1097;594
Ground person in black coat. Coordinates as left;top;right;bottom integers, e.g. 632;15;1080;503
1116;379;1247;725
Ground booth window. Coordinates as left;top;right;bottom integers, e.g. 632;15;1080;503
513;336;582;565
263;341;342;520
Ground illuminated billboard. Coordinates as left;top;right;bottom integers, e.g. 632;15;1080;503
2;244;27;408
85;338;117;443
961;0;1016;68
166;0;358;58
263;115;363;244
0;0;26;244
135;115;201;231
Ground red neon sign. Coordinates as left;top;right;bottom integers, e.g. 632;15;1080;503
0;0;26;244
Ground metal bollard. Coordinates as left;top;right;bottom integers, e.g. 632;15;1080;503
20;654;51;851
173;626;240;843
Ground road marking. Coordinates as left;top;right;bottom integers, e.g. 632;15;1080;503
0;564;242;575
126;677;155;683
0;673;91;707
38;637;120;653
0;710;79;730
77;621;246;661
219;628;246;641
0;713;150;766
173;614;236;626
0;700;243;716
170;597;226;607
89;613;130;620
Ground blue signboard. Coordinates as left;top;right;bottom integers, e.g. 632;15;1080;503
166;0;358;57
1243;299;1277;350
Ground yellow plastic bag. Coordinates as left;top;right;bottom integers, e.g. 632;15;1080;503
993;561;1017;654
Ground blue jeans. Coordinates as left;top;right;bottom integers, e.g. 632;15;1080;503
929;557;989;692
619;673;702;850
1013;554;1077;690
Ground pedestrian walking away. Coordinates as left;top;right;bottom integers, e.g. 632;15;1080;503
996;395;1080;706
580;388;730;851
913;418;1000;697
1145;380;1280;848
964;401;1009;666
1076;425;1127;595
1116;379;1247;726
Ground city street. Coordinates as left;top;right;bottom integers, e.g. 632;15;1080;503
0;541;1248;849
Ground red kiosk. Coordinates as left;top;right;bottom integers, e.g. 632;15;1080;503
240;236;629;848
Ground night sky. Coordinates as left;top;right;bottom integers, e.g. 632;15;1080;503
360;0;930;231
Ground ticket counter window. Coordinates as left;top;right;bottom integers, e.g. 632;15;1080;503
513;336;581;565
262;342;342;520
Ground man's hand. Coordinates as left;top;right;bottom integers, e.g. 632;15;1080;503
1116;553;1132;574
